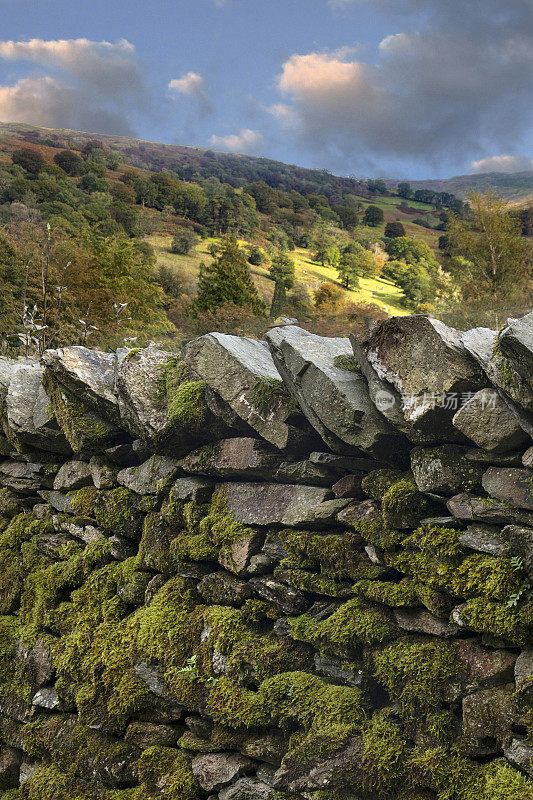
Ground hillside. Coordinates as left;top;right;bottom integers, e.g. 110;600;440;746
400;171;533;206
2;121;532;206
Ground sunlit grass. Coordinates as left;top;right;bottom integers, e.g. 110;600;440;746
148;235;410;317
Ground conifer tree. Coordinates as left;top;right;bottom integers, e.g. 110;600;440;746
193;237;265;315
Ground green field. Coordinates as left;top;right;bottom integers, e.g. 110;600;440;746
148;235;410;317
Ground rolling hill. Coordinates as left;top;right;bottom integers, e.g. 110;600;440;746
1;121;532;206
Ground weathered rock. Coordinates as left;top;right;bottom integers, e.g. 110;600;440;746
521;446;533;470
411;445;485;495
462;326;533;414
109;534;137;561
0;460;57;495
482;467;533;510
45;377;125;455
394;609;460;637
458;524;510;556
31;687;60;710
452;388;529;452
356;315;485;443
309;451;386;473
266;325;407;461
133;663;169;698
191;752;254;792
88;456;117;489
514;649;533;693
117;455;182;495
53;460;92;491
198;572;252;606
447;493;533;527
504;739;533;778
169;476;214;504
185;332;310;451
273;736;363;793
332;473;365;499
218;531;265;576
336;498;381;526
4;364;70;454
464;448;525;466
15;638;54;689
498;312;533;382
218;482;332;527
462;684;516;744
503;525;533;581
0;746;22;788
219;778;274;800
455;640;517;690
249;577;310;614
180;438;334;486
42;346;120;422
314;653;363;686
124;721;177;749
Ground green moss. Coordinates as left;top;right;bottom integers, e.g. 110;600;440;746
250;376;288;417
168;380;209;432
481;759;533;800
351;517;407;550
456;597;532;646
0;487;21;518
68;487;99;518
333;354;362;373
361;468;405;501
275;567;353;597
280;528;382;581
373;638;464;726
353;578;419;607
43;373;118;454
290;597;397;656
171;492;259;569
358;713;409;797
407;745;482;800
138;746;200;800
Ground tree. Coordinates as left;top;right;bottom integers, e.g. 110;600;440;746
335;204;359;230
445;191;531;301
385;236;439;274
269;251;296;319
363;205;384;227
397;182;412;199
193;237;266;315
12;148;45;176
171;229;199;255
313;232;334;266
337;243;379;288
385;222;406;239
54;150;83;176
246;245;265;266
337;253;360;290
367;179;387;194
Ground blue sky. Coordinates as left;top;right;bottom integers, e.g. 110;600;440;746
0;0;531;178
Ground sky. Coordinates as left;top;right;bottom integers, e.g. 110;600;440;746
0;0;531;179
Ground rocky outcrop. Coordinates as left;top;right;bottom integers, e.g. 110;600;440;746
0;313;531;800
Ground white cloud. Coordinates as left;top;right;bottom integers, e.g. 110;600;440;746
169;72;206;97
0;38;145;134
471;155;533;173
209;128;263;154
274;0;533;171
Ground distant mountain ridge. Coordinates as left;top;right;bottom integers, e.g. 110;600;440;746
0;121;532;206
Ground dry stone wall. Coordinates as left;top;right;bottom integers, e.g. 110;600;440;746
0;313;532;800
